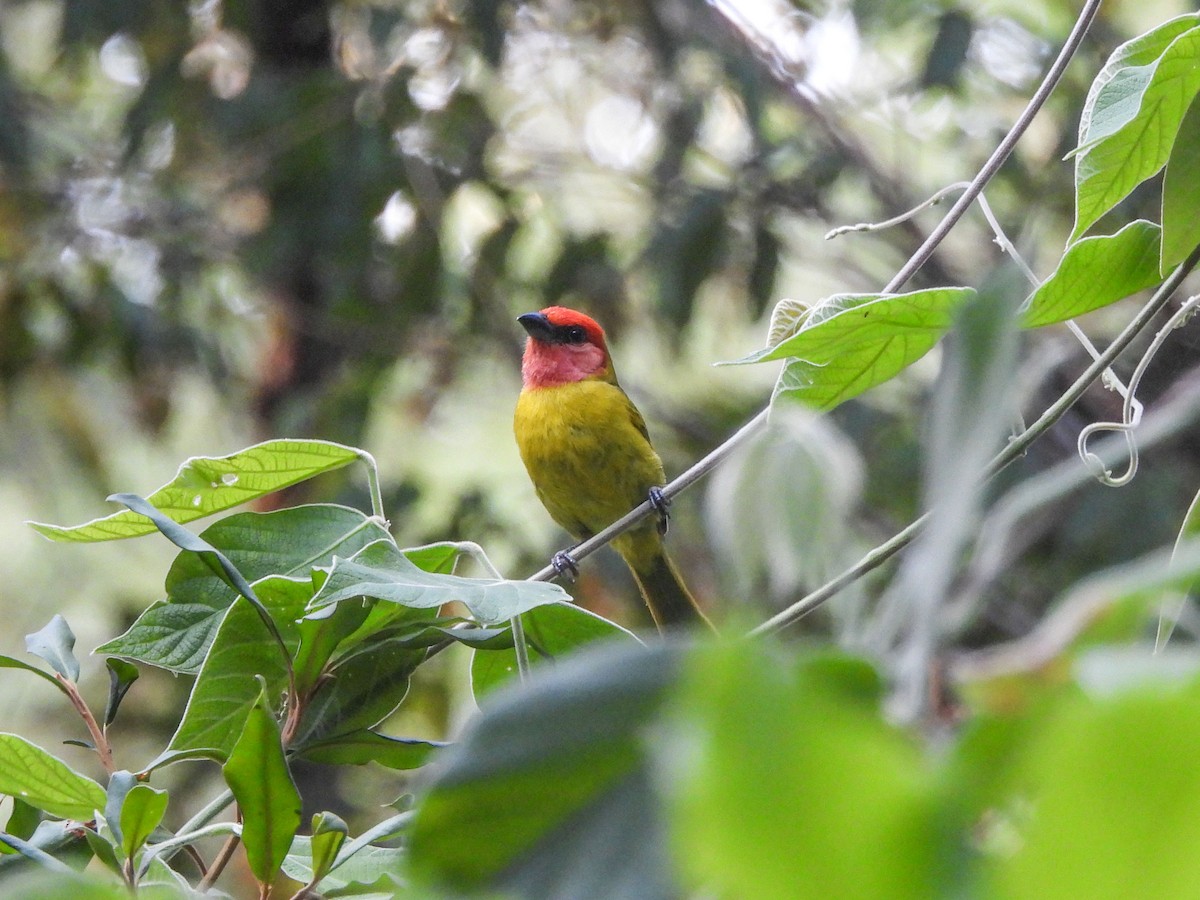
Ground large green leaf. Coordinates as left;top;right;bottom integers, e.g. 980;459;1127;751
1160;93;1200;273
308;539;568;626
989;675;1200;898
666;645;940;899
471;601;638;700
29;440;362;542
222;684;302;886
1072;25;1200;242
1020;221;1162;327
98;505;389;674
408;642;680;897
0;735;106;822
726;289;974;411
159;595;293;763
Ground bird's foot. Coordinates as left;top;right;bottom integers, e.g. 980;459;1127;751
551;550;580;582
648;486;671;536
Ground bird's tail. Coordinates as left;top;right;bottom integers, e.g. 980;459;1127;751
627;547;713;631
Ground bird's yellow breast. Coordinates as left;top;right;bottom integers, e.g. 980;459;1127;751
514;379;666;541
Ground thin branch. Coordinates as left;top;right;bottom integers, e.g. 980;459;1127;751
197;826;242;893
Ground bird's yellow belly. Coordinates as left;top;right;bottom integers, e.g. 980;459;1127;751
514;380;665;540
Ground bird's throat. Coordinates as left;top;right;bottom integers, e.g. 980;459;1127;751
521;340;609;389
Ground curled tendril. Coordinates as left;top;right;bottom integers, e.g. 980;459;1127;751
1077;293;1200;487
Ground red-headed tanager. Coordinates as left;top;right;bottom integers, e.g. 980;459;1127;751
514;306;711;630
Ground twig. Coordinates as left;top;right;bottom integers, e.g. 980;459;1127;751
59;677;116;774
197;827;242;893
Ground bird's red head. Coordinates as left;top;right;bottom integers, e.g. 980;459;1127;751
518;306;611;389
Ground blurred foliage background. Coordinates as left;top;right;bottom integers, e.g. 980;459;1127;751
3;0;1200;841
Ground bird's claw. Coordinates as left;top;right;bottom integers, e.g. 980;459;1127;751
551;550;580;582
649;486;670;536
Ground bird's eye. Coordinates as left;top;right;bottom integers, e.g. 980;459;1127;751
564;325;587;343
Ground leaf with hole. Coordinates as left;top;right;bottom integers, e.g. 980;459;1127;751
28;439;363;542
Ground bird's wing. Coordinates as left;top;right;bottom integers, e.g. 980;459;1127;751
623;388;653;446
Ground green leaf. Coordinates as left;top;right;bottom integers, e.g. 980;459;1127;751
989;675;1200;898
107;493;262;612
408;642;679;897
1161;93;1200;273
24;616;79;683
102;660;139;729
1072;26;1200;242
297;731;447;770
103;770;137;851
5;797;42;841
160;595;292;763
81;825;124;875
28;439;362;542
471;601;638;700
0;656;69;696
725;289;974;411
1075;14;1200;153
99;505;389;674
308;812;349;887
118;784;168;860
0;734;106;821
308;539;568;626
1020;220;1162;327
282;835;405;895
667;643;941;899
291;638;426;749
402;543;462;574
222;682;302;886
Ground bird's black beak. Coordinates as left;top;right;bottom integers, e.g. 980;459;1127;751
517;311;557;342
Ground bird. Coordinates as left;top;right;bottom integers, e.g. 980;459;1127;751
513;306;712;630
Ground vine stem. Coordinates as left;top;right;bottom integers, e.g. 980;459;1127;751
358;450;386;520
456;541;532;681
